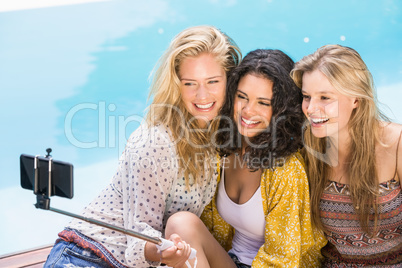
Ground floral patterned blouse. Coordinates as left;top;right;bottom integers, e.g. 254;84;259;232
63;124;218;267
200;152;327;267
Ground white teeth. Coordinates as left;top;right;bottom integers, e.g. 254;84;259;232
311;118;329;124
242;117;259;125
195;102;214;109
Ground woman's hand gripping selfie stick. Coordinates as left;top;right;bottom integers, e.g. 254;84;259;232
157;238;198;268
156;238;197;260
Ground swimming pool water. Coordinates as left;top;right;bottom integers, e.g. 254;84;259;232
0;0;401;255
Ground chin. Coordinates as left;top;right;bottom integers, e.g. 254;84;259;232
311;130;328;139
239;130;260;138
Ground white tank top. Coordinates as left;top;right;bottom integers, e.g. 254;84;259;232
216;160;265;265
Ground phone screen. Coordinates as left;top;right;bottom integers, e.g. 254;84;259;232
20;154;73;199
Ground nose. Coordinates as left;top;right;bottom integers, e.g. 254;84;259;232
305;98;319;115
241;101;255;116
196;83;209;100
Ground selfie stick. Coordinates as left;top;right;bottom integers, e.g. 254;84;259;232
33;150;196;260
41;203;196;258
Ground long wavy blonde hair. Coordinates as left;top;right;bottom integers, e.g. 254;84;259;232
146;25;241;183
291;44;388;234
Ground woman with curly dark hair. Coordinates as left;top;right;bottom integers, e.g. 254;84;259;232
164;49;327;268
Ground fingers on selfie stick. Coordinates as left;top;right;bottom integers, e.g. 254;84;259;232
156;238;197;260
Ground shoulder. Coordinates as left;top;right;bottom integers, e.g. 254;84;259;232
126;123;174;149
380;121;402;141
118;124;179;178
378;121;402;182
277;151;306;174
261;152;310;205
378;121;402;158
122;123;177;165
264;152;308;186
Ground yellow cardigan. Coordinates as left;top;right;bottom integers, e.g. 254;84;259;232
200;152;327;267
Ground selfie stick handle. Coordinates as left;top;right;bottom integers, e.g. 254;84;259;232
42;205;196;259
156;238;197;260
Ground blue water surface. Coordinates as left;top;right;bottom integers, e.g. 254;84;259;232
0;0;401;255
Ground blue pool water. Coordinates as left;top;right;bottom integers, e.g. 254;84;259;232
0;0;401;255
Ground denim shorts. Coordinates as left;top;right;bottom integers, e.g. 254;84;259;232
228;252;251;268
43;240;111;268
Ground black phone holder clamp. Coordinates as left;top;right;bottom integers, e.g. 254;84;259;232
35;195;51;210
33;148;53;210
31;149;73;215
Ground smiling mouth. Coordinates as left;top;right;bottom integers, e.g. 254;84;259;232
241;117;260;126
194;102;214;109
310;117;329;124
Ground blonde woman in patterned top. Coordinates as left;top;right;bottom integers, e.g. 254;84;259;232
43;25;241;268
291;44;402;266
164;49;327;268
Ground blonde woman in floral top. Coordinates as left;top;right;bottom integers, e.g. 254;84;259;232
43;25;241;268
165;49;327;268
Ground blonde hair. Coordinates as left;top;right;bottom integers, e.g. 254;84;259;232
146;25;241;183
291;44;387;234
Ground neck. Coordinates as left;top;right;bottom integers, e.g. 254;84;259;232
327;129;352;167
240;136;251;156
197;120;207;129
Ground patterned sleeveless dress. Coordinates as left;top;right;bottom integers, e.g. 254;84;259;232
320;179;402;267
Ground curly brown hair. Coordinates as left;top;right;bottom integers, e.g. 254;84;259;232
214;49;304;169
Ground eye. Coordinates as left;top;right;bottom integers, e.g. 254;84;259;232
183;82;195;86
302;94;311;100
208;80;219;84
259;101;271;107
321;96;330;100
237;94;247;100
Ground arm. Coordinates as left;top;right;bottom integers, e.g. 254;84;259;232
396;129;402;182
117;124;178;266
252;153;326;268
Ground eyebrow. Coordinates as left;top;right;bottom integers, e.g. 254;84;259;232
237;89;272;101
301;89;335;95
180;75;224;81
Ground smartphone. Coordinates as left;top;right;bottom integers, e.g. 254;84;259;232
20;154;73;199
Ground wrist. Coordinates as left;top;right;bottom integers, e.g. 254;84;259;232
144;241;162;262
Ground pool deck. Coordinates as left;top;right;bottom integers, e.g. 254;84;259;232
0;245;52;268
